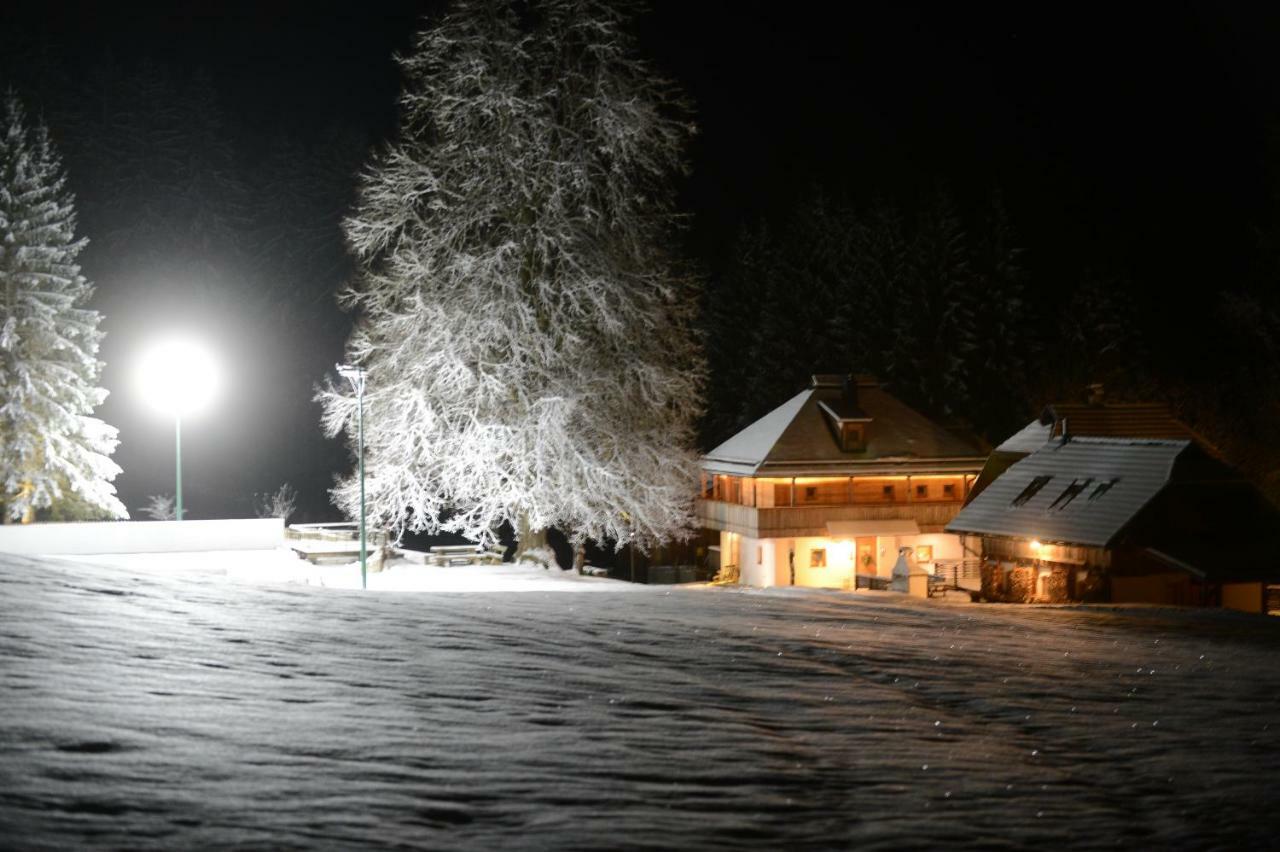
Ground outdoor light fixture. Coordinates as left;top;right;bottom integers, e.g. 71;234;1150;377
137;338;220;521
1030;539;1043;553
337;363;368;590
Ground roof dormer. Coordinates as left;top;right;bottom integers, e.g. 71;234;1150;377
815;374;875;453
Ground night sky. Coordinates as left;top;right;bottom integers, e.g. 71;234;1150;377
3;2;1279;521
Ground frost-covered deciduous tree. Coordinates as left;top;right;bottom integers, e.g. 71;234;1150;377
141;494;176;522
322;0;704;554
254;483;297;523
0;91;126;523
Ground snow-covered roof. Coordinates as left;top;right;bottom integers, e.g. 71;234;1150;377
702;379;988;476
703;389;810;470
994;419;1054;454
947;437;1191;547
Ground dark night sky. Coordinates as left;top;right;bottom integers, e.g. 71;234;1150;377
12;2;1277;268
4;2;1280;520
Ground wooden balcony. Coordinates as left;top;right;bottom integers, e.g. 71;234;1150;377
696;499;963;538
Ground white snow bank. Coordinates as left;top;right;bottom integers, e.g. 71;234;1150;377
0;518;283;554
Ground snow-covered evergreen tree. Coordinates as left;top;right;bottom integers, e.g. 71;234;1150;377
0;91;126;523
322;1;704;552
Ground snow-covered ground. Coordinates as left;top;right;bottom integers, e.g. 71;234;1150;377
1;553;1278;849
57;548;632;593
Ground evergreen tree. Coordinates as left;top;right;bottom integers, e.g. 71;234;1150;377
322;0;704;552
0;92;125;522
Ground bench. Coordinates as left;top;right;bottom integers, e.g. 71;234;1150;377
427;545;504;567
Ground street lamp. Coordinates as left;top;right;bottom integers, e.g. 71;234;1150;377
137;338;219;521
337;363;368;589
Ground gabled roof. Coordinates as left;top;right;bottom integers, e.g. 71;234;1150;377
703;378;988;477
946;437;1191;547
1047;403;1196;441
992;401;1217;459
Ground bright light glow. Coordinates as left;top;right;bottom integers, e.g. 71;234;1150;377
1030;539;1043;552
137;338;220;417
831;539;854;565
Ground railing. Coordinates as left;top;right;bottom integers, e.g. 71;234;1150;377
696;499;964;537
930;559;983;590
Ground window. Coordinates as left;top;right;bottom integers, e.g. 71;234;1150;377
943;483;956;497
1088;478;1120;501
1011;475;1053;507
804;486;817;501
840;423;867;452
1048;478;1093;510
915;484;928;498
810;548;827;568
882;484;895;499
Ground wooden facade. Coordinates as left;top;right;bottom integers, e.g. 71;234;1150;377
698;489;966;538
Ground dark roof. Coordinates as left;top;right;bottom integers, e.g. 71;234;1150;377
703;378;988;476
992;401;1222;459
946;437;1190;547
1048;403;1197;441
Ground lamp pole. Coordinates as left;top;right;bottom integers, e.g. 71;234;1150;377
338;364;368;589
175;415;183;521
138;337;218;524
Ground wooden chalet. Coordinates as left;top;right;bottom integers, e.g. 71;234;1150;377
947;435;1280;614
698;375;988;589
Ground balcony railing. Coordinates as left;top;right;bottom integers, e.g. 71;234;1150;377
696;499;964;538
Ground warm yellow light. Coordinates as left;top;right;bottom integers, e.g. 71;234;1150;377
1030;539;1043;552
831;539;854;564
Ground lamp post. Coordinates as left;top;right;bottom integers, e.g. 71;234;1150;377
138;338;219;521
337;363;368;589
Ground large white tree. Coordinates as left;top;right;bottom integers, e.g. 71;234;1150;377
0;91;126;523
322;0;704;554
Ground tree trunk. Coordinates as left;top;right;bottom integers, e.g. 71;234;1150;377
573;542;586;575
18;481;34;525
514;512;550;567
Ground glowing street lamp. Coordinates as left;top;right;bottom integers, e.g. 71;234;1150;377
137;338;219;521
337;363;368;589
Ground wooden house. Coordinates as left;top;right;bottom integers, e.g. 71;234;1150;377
697;375;988;589
946;435;1280;614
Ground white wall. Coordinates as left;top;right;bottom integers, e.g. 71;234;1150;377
792;536;856;589
896;533;965;574
738;534;779;587
0;518;284;555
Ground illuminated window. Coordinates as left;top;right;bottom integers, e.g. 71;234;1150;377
810;548;827;568
1011;475;1052;507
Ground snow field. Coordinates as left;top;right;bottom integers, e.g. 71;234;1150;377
1;553;1278;849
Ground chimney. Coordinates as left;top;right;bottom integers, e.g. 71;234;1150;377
842;374;858;408
1087;383;1105;406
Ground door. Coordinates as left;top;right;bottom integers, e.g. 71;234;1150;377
855;537;876;578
